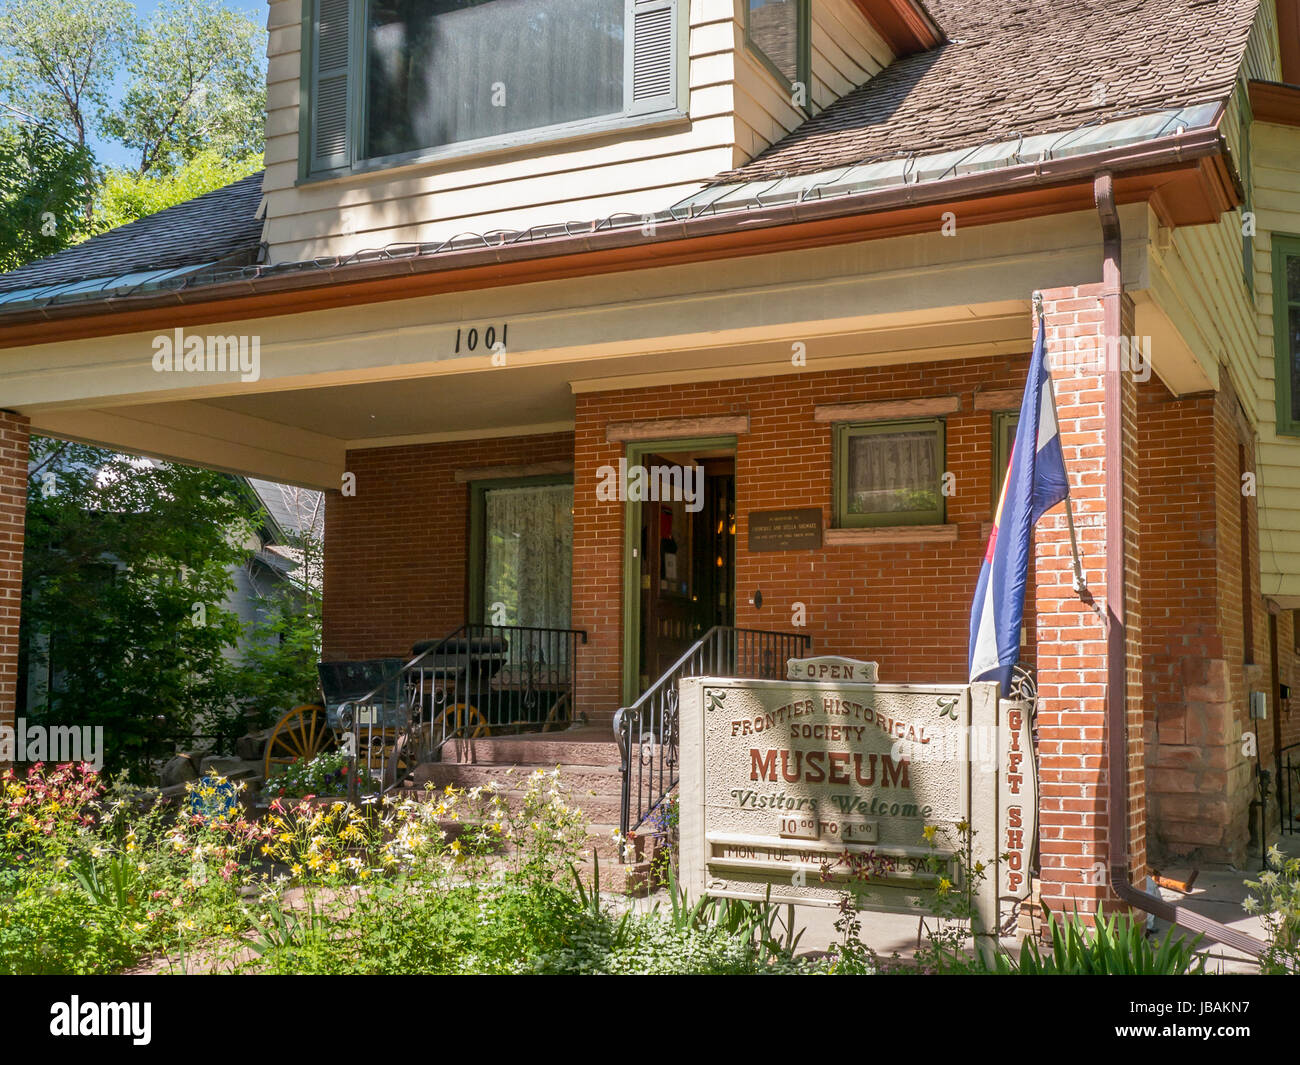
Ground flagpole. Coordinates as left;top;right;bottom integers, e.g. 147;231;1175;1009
1034;291;1087;595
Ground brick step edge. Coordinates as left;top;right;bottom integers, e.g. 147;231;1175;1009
439;737;622;767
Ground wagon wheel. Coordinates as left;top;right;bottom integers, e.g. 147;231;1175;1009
382;730;424;790
263;704;335;781
543;692;571;733
438;702;491;738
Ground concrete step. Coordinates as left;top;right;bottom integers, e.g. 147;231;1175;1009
440;735;621;767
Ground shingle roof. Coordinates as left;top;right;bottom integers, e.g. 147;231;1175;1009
718;0;1260;182
0;171;265;294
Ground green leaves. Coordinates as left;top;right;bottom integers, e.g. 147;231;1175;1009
92;148;262;234
975;911;1207;976
99;0;265;177
0;0;133;147
0;122;92;269
0;0;265;265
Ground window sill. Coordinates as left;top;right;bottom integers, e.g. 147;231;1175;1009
825;524;958;546
299;109;692;188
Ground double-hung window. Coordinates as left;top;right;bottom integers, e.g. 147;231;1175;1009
305;0;684;177
832;419;946;528
1275;235;1300;437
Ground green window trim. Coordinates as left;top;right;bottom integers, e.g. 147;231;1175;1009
467;473;574;625
618;434;736;705
993;410;1020;511
832;418;947;529
1274;234;1300;438
742;0;811;111
299;0;688;181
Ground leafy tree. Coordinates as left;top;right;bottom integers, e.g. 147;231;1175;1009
0;123;92;269
0;0;265;238
100;0;266;176
0;0;132;151
21;438;266;777
92;147;261;233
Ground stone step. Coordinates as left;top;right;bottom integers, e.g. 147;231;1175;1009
412;761;622;797
398;781;625;825
440;735;621;767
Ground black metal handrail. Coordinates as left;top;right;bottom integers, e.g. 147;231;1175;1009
1281;741;1300;837
614;626;812;837
339;623;588;798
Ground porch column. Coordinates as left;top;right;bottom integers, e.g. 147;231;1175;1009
0;410;29;754
1033;286;1145;918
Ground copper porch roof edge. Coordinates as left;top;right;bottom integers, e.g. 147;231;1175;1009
1247;79;1300;127
0;126;1236;351
853;0;945;55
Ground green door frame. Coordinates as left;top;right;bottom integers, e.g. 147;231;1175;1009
619;435;737;705
468;473;575;625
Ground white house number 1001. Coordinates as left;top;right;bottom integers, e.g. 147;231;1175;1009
454;323;508;354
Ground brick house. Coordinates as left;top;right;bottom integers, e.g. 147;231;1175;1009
0;0;1298;929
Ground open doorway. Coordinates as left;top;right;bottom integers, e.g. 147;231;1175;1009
620;439;736;700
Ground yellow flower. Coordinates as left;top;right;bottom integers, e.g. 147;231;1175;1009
921;825;938;843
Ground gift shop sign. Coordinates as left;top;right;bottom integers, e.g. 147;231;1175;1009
678;674;1036;942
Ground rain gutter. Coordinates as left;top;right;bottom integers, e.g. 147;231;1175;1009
0;123;1235;333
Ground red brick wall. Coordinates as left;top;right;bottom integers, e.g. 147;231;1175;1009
323;432;574;661
1032;286;1145;917
0;410;28;753
1137;370;1275;864
573;354;1039;724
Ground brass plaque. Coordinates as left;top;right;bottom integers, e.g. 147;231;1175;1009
747;508;822;552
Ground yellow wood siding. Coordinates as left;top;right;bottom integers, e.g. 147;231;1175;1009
261;0;892;263
1252;120;1300;601
731;0;891;161
1244;0;1282;82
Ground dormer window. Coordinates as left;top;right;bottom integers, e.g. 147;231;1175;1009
306;0;684;178
745;0;809;95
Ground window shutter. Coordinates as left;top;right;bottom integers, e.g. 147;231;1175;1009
310;0;352;173
626;0;679;116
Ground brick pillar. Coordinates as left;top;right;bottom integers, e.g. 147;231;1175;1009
0;411;29;753
1034;287;1144;918
572;396;625;726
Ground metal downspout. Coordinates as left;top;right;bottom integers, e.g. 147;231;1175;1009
1092;172;1264;957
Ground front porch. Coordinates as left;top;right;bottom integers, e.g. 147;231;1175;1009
0;206;1283;918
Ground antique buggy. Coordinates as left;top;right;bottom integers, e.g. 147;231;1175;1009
261;625;585;792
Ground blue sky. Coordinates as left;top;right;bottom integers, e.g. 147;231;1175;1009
90;0;266;168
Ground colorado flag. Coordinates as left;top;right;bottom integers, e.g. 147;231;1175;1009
968;314;1070;690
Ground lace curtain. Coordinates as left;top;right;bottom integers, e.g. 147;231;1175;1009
483;483;573;629
366;0;625;159
846;429;939;515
